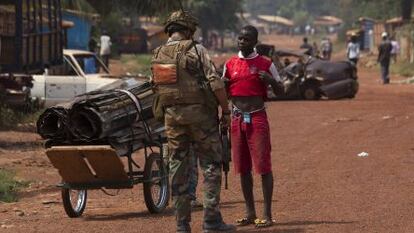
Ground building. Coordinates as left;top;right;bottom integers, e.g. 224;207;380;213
62;9;99;50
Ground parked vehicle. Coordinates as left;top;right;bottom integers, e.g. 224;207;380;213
0;0;64;109
264;48;358;100
31;49;120;107
0;0;63;73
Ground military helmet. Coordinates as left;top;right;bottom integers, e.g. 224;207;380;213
164;10;198;33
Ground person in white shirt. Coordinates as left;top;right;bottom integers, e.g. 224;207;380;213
99;30;112;68
390;36;400;63
347;34;360;65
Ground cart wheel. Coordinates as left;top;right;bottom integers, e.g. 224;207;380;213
143;153;169;213
61;188;87;218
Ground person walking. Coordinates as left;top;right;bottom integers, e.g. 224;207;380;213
300;37;314;56
99;30;112;68
321;37;333;60
151;10;235;233
378;32;393;84
390;36;400;63
347;34;360;65
222;25;284;228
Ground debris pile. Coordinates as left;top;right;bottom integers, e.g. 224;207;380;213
37;80;164;156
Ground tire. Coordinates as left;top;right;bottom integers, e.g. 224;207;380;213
302;82;321;100
61;188;87;218
347;80;359;99
143;153;169;213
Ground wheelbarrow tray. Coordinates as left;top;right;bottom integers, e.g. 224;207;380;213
46;145;133;189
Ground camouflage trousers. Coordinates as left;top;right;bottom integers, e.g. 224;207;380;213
188;148;199;201
165;104;223;224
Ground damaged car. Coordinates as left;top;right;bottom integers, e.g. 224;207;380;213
257;46;359;100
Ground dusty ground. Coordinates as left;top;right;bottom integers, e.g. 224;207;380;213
1;35;414;233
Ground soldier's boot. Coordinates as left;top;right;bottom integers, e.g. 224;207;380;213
176;221;191;233
203;221;236;233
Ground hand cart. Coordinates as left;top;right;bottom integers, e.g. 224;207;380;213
45;140;169;218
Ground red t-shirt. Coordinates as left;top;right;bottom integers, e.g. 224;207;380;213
224;54;272;99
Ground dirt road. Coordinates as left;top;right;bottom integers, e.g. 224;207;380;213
1;40;414;232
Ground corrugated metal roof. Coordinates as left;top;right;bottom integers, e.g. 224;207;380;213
257;15;294;26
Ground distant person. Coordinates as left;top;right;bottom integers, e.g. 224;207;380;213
312;42;319;58
390;36;400;63
88;37;97;53
300;37;313;56
305;24;311;35
378;32;393;84
321;37;333;60
347;34;360;65
99;30;112;68
222;25;284;229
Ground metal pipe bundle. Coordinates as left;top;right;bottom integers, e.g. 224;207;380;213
36;80;165;155
37;106;69;140
68;82;154;140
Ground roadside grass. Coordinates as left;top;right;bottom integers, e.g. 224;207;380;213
390;61;414;77
0;169;29;203
120;54;152;76
0;104;44;130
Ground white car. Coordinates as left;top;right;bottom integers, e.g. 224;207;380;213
31;49;118;107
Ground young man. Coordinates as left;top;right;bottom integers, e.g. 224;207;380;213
222;25;284;228
347;34;360;65
300;37;314;56
378;32;393;84
151;11;235;233
99;30;112;68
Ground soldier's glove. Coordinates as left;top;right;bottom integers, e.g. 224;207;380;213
220;111;231;128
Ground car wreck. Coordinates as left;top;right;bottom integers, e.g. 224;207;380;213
257;45;359;100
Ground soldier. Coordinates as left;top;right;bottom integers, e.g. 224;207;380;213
151;11;236;233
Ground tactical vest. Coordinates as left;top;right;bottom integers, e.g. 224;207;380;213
151;40;207;106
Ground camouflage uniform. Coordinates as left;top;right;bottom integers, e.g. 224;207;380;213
166;104;222;224
151;11;230;232
188;144;199;202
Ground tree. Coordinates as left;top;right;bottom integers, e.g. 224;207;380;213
401;0;413;21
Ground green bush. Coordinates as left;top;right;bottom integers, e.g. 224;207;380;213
0;169;29;203
0;104;23;129
391;61;414;77
0;104;44;130
120;54;153;76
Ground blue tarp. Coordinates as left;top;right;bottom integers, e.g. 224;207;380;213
62;11;92;50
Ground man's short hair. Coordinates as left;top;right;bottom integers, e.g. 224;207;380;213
241;25;258;41
303;37;308;42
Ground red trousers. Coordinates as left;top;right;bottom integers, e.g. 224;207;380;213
231;110;272;175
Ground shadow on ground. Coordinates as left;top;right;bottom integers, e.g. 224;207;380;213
83;207;175;221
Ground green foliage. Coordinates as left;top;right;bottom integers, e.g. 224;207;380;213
120;54;153;76
293;10;310;26
0;169;29;203
84;0;243;33
0;104;43;130
391;61;414;77
188;0;242;31
61;0;96;13
245;0;403;25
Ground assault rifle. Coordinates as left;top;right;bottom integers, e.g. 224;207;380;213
220;124;231;190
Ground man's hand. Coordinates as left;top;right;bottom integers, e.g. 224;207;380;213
220;112;231;128
259;71;272;83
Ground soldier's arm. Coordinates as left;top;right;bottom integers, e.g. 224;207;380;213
195;44;230;113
